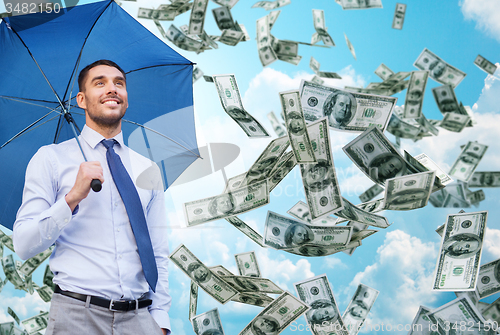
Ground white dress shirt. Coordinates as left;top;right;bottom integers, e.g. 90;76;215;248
13;125;171;332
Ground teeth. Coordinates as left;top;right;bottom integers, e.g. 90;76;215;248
103;101;118;105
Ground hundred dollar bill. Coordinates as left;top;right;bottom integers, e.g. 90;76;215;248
170;244;238;304
189;281;198;321
43;264;55;290
21;311;49;334
455;290;480;308
482;297;500;324
312;9;335;46
264;211;352;249
209;265;235;277
414;48;466;87
213;6;236;30
392;3;406;29
294;274;347;335
448;141;488;183
235;251;261;277
2;255;24;289
440;112;470;133
467;189;485;207
432;84;461;114
384;171;435;211
192;308;225;335
312;75;325;85
8;307;20;325
36;285;53;303
223;172;246;193
219;29;244;46
412;153;453;186
379;71;411;95
267;111;287;137
344;33;356;60
408;306;446;335
343;126;413;186
477;301;490;313
193;67;204;82
335;197;390;228
318;71;342;79
138;7;176;21
474;55;497;75
310;56;321;73
403;71;429;118
342;284;379;335
469;172;500;188
188;0;209;35
235;22;250;41
232;292;274;307
274;40;299;58
226;216;266;247
19;247;53;277
213;74;270;137
285;240;361;257
342;221;368;255
0;322;13;335
0;277;6;294
338;199;386;224
0;230;14;252
374;63;394;81
359;184;384;203
244;136;290;184
346;228;377;256
477;259;500;299
287;200;338;225
386;112;422;139
280;90;316;163
185;180;269;226
427;296;490;331
300;119;343;218
433;211;488;291
300;80;397;132
166;24;203;52
461;103;477;126
252;1;277;10
267;10;280;30
213;0;239;8
221;275;283;294
339;0;383;10
256;15;278;66
268;152;297;192
238;291;309;335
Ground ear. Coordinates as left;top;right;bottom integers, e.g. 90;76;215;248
76;91;86;110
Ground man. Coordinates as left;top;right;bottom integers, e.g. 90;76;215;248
13;60;170;335
323;92;354;128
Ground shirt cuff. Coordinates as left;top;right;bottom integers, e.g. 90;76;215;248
150;309;171;333
47;197;74;230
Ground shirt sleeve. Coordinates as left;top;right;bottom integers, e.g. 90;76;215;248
146;170;172;333
13;146;74;260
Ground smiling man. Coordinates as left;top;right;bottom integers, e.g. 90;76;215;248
13;60;171;335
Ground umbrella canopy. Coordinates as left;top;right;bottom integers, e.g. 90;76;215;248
0;0;200;230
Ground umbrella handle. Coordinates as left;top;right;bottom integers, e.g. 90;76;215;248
91;179;102;192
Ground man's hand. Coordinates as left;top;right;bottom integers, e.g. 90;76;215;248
162;329;167;335
65;161;104;211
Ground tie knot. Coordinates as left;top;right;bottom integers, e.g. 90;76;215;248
102;139;117;150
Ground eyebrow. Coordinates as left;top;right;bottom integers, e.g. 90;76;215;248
90;75;126;83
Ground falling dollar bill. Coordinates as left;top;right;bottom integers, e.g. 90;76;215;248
386;112;422;139
300;80;397;132
267;111;287;137
238;291;309;335
244;135;290;185
219;29;244;46
392;3;406;30
193;67;204;83
0;230;14;252
235;251;261;277
221;275;283;294
344;33;356;60
213;6;236;30
185;180;269;226
138;7;176;21
19;246;53;277
213;0;239;8
408;306;446;335
374;63;394;81
192;308;225;335
232;292;274;307
170;244;238;304
188;0;209;35
433;211;488;291
7;307;20;325
287;200;338;225
482;297;500;324
335;197;390;228
252;0;278;10
300;118;343;219
210;265;235;277
226;216;266;248
166;24;204;52
264;211;352;249
36;285;53;303
339;0;383;10
256;15;278;66
432;84;461;114
280;90;317;163
474;55;497;75
294;274;348;335
440;112;470;133
310;56;321;73
213;74;270;137
2;255;24;289
477;258;500;299
359;184;384;203
414;48;466;87
427;296;490;330
21;311;49;334
402;71;429;118
448;141;488;182
268;152;297;192
285;240;361;257
342;284;379;335
469;172;500;188
383;171;435;211
0;322;14;335
411;153;453;186
312;9;335;46
189;281;198;321
343;126;413;186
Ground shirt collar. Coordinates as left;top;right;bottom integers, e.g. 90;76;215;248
81;125;125;149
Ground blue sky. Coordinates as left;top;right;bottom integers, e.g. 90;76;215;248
1;0;500;334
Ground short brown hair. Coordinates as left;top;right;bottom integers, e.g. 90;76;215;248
78;59;126;92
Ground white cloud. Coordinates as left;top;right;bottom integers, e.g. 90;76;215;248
484;228;500;259
472;67;500;114
324;256;347;269
460;0;500;42
0;291;50;323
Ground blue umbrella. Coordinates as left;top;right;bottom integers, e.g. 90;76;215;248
0;0;200;230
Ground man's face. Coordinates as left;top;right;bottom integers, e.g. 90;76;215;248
451;240;479;255
292;225;309;245
255;317;275;332
332;94;351;122
77;65;128;129
483;173;494;185
305;166;327;186
193;265;209;281
216;195;233;213
311;304;336;322
378;156;403;178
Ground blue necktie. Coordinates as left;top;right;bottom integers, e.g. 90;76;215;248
102;139;158;292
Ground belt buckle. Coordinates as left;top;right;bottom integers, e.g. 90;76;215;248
109;299;119;312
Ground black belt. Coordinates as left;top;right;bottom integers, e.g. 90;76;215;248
54;285;152;312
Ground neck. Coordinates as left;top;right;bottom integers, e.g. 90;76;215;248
86;119;122;139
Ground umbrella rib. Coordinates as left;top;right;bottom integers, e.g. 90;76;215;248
0;111;60;149
121;119;201;159
0;95;61;109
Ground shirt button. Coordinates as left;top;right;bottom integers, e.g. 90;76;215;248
64;219;68;223
114;202;119;207
119;255;122;259
117;228;120;232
